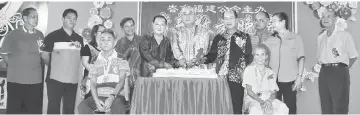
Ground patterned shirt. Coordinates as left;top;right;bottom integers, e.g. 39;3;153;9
205;31;253;83
89;50;130;97
171;26;211;62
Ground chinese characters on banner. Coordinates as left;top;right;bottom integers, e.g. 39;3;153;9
164;4;267;35
140;2;293;36
167;4;266;14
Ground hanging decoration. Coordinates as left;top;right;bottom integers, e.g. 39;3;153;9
87;15;102;29
99;7;111;20
80;1;115;44
305;1;358;26
86;1;114;29
103;19;113;29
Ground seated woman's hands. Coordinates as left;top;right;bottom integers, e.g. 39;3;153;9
261;99;274;114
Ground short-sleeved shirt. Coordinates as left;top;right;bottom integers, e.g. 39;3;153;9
317;28;358;65
89;50;130;97
43;27;84;83
0;26;44;84
263;36;281;78
265;31;305;82
242;65;278;95
81;44;101;77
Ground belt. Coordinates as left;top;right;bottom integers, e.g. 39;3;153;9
322;63;347;67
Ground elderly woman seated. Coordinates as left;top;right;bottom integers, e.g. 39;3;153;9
242;44;289;114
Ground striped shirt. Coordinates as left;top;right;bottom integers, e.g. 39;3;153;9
43;28;84;83
90;50;129;97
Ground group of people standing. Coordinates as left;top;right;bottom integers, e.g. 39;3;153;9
0;4;357;114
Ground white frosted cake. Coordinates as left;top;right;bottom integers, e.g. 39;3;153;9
153;68;218;78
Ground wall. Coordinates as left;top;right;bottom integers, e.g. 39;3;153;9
296;2;360;114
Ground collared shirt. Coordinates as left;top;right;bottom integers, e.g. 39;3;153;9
171;26;211;62
115;34;141;55
139;33;178;77
90;49;129;97
242;65;278;94
0;26;44;84
115;34;142;86
205;31;253;83
265;31;305;82
317;28;358;65
43;27;84;83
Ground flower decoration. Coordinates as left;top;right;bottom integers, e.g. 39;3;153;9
349;16;356;21
104;19;113;29
305;1;358;27
313;64;321;73
160;12;172;25
338;1;347;6
335;17;347;31
159;12;171;36
93;1;105;8
311;2;321;10
329;2;339;11
348;2;357;8
319;2;331;7
81;28;91;40
339;7;352;19
87;15;103;28
89;8;98;16
305;1;314;4
105;1;114;5
317;7;326;19
99;7;112;20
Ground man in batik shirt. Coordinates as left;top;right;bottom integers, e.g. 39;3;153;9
202;10;253;114
170;6;212;68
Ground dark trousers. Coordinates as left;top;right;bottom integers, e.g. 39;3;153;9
6;82;43;114
277;81;297;114
319;65;350;114
228;81;244;114
46;79;77;114
77;96;126;114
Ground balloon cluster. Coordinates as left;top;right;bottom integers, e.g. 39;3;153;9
305;1;357;21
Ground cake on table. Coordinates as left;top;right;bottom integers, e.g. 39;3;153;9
152;68;218;78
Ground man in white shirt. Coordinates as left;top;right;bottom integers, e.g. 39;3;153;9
317;9;358;114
